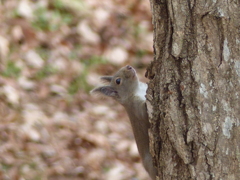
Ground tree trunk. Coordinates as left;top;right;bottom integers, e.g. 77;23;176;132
146;0;240;179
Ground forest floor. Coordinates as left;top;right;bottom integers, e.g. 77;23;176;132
0;0;153;179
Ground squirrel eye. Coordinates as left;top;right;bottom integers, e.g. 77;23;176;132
115;78;121;85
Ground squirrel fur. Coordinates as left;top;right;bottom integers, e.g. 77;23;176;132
91;65;157;180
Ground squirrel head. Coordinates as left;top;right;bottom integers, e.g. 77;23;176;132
90;65;139;104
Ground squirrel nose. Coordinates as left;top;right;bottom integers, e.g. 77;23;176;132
126;65;132;69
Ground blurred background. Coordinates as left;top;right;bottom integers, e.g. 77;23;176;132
0;0;153;179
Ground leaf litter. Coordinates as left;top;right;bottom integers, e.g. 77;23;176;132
0;0;153;179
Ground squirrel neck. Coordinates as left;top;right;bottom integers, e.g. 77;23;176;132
121;81;148;127
122;81;150;156
121;81;147;105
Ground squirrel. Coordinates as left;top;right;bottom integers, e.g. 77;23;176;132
90;65;157;180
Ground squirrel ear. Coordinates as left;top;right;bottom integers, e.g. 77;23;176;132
90;86;119;98
100;76;113;83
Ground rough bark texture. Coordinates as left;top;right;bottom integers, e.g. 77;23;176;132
146;0;240;179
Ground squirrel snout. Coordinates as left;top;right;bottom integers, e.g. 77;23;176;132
126;65;132;70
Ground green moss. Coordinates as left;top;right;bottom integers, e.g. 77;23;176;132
82;55;107;66
1;61;21;78
136;49;147;58
36;46;50;60
32;5;73;32
35;65;58;79
1;163;12;171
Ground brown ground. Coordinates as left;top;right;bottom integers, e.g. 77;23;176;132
0;0;153;179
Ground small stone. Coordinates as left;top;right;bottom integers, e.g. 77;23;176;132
94;120;109;134
12;26;24;42
77;21;100;44
24;50;44;68
104;47;128;65
50;84;67;95
17;0;33;19
0;36;9;61
106;163;126;180
18;76;36;90
2;85;20;105
53;111;69;122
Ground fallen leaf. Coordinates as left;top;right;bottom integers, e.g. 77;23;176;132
104;47;128;65
24;50;44;68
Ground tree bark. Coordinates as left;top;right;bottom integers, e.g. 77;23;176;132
146;0;240;179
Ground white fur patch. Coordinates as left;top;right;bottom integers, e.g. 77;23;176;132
135;82;147;100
